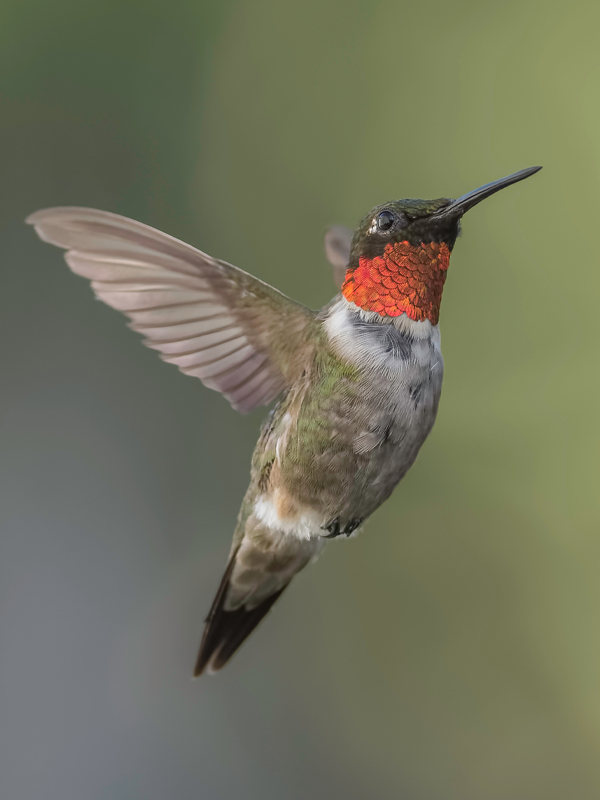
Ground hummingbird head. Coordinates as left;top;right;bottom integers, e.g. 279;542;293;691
343;167;541;325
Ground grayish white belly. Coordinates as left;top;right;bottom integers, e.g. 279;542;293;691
253;298;444;540
323;298;443;503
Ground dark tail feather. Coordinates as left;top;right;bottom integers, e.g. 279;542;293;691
194;552;289;676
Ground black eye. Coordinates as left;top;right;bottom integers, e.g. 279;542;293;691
377;210;395;232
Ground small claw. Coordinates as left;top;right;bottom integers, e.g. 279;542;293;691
323;518;341;538
322;517;363;538
344;519;362;536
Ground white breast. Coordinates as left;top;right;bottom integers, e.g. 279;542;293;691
324;296;443;376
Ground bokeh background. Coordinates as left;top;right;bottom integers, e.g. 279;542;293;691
2;1;600;798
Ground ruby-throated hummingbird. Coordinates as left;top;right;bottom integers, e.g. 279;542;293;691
27;166;541;674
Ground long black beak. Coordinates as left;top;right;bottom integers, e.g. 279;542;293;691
436;166;542;218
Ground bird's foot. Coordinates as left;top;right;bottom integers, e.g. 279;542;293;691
322;518;363;538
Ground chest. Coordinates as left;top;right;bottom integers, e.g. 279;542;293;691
324;297;443;394
319;298;444;452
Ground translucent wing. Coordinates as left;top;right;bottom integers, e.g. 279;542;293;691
323;225;352;289
27;207;314;413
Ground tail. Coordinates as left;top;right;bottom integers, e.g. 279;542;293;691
194;526;323;676
194;549;290;676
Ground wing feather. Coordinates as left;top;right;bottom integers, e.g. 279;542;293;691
324;225;352;289
28;207;315;412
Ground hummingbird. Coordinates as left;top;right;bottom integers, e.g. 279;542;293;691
27;166;541;675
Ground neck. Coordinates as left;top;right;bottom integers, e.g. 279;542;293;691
342;240;450;325
324;296;442;375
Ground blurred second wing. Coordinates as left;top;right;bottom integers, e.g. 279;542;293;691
323;224;352;289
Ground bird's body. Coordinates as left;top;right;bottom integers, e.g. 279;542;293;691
27;166;540;674
249;299;443;542
211;301;444;667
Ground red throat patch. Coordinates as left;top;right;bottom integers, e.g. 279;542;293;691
342;241;451;324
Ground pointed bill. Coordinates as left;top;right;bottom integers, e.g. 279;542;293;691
436;166;542;218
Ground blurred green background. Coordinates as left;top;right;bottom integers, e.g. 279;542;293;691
1;1;599;798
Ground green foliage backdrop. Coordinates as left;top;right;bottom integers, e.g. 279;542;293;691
1;2;599;798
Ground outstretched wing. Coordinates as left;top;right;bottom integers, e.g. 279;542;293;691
323;225;352;289
27;207;314;413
